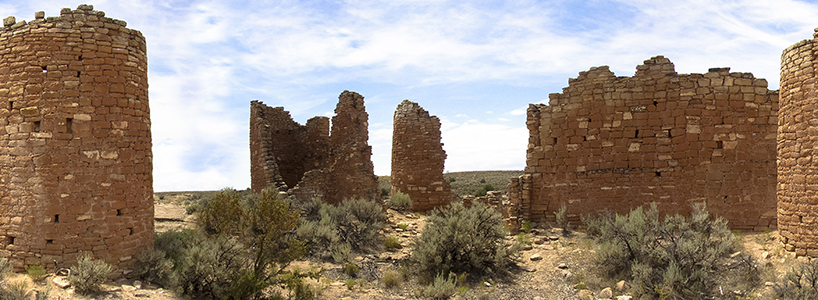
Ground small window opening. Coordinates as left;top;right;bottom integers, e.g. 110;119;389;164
7;236;14;245
655;171;661;177
54;214;59;223
634;130;639;138
8;101;12;110
127;228;134;236
653;101;658;107
716;141;723;149
116;209;122;216
41;66;47;73
78;55;83;61
552;138;557;144
77;71;81;77
667;130;672;138
583;136;587;142
33;121;40;132
46;239;53;244
66;118;73;133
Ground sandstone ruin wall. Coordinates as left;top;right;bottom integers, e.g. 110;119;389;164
391;100;453;211
779;30;818;256
250;91;378;204
510;56;778;230
0;5;153;271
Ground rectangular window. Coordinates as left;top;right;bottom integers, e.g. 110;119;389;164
33;121;40;132
66;118;73;133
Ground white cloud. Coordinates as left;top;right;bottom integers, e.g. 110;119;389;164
439;117;527;172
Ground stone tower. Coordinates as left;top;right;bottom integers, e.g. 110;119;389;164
391;100;453;211
0;5;152;271
779;29;818;256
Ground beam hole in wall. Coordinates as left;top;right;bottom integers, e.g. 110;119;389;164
716;141;723;149
78;55;82;61
667;130;672;138
41;66;47;73
54;214;59;223
634;130;639;138
46;239;53;244
34;121;40;132
8;101;12;111
116;209;122;216
128;228;133;235
655;171;661;177
66;118;72;133
653;101;658;107
552;138;557;145
7;236;14;245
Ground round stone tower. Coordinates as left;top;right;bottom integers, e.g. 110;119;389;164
779;29;818;256
0;5;152;271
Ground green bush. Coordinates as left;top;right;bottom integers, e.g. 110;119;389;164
420;273;457;300
521;220;532;233
297;197;385;261
176;237;245;298
344;263;360;277
25;264;46;282
133;249;175;287
411;201;520;279
473;184;495;197
0;280;29;300
389;191;413;212
385;236;402;250
382;270;403;288
774;258;818;299
69;254;112;295
0;257;11;280
585;202;738;299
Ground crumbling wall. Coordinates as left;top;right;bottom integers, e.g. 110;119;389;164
391;100;453;211
510;56;778;230
250;91;378;204
779;31;818;256
0;5;153;272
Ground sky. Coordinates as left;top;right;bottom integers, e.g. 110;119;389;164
2;0;817;192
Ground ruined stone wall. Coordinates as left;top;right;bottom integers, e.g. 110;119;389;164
250;91;378;204
0;5;152;271
779;31;818;256
391;100;453;211
511;56;778;230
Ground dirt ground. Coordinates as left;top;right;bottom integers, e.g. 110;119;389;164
4;201;800;300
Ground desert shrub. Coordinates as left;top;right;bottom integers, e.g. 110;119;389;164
398;223;409;230
69;254;112;295
297;197;385;261
389;191;413;212
25;264;46;282
133;249;175;287
381;188;389;198
774;258;818;299
585;202;737;299
420;273;457;300
473;184;495;197
411;201;520;279
480;179;486;183
0;280;29;300
382;270;403;288
554;204;568;232
344;263;360;277
0;257;11;280
385;236;402;250
191;188;309;300
448;177;456;182
521;220;532;233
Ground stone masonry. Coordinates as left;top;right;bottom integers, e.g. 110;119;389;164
0;5;153;271
391;100;453;211
250;91;379;204
509;56;778;230
779;30;818;256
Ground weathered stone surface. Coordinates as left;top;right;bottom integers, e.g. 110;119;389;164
250;91;379;204
509;56;777;231
0;5;152;273
391;100;453;211
779;33;818;255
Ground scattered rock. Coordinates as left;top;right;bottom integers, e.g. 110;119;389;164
557;263;568;269
134;292;150;297
530;253;542;261
548;235;560;241
523;244;533;250
730;251;741;258
616;296;633;300
578;289;594;300
534;238;545;244
331;281;345;286
52;277;71;289
522;266;537;272
762;251;770;259
562;270;573;279
122;285;137;292
484;282;492;287
616;280;628;292
599;287;613;299
133;280;143;289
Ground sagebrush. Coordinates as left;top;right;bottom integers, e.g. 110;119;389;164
69;254;112;295
411;201;520;279
775;257;818;299
388;191;413;212
297;197;385;261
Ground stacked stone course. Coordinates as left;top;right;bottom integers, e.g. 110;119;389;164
391;100;453;211
510;56;778;230
778;29;818;256
250;91;379;204
0;5;152;271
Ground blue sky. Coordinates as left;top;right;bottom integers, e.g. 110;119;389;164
3;0;817;191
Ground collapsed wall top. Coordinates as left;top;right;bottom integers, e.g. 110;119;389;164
509;55;778;230
250;91;379;204
0;4;153;272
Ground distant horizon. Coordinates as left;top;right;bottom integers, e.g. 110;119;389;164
4;1;816;191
